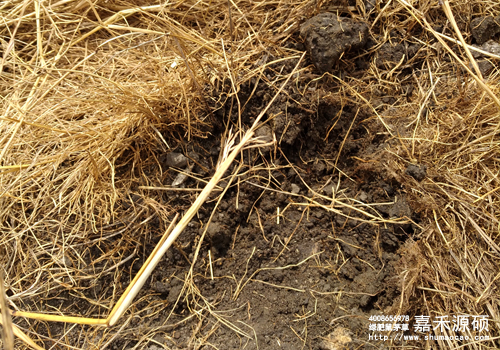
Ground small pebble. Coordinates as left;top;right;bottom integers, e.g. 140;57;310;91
165;152;188;168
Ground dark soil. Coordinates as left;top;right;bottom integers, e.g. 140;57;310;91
105;99;413;350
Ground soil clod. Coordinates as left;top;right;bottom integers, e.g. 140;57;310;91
471;15;500;45
300;13;369;73
405;163;427;181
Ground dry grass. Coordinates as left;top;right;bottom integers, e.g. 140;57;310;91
365;1;500;348
1;0;500;349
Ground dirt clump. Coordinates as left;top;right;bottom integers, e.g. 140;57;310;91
471;15;500;44
300;13;369;73
405;164;427;182
472;39;500;76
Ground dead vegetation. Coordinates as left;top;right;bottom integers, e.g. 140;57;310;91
1;0;500;349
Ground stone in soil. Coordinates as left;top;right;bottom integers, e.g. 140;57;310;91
165;152;188;168
472;40;500;76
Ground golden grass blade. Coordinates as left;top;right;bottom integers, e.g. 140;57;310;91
441;0;483;80
0;0;28;74
107;213;179;326
436;32;500;60
0;116;80;135
11;312;108;326
60;5;163;54
9;323;45;350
